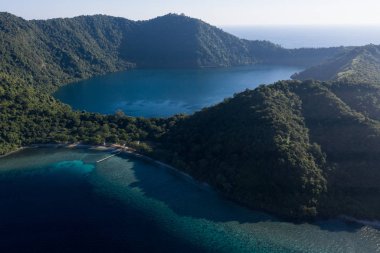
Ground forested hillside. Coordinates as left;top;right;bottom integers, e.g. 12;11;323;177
157;80;380;220
120;14;256;67
1;12;380;221
292;44;380;84
0;12;344;91
0;73;168;155
0;13;135;90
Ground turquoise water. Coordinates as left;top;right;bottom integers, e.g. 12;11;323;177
1;148;379;252
54;65;301;117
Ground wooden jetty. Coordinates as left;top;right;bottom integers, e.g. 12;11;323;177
96;150;121;163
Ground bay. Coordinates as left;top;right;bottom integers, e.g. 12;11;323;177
223;25;380;49
54;65;301;118
0;148;379;253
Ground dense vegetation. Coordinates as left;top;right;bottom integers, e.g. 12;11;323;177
292;44;380;84
156;80;380;220
0;73;169;155
1;12;380;221
0;13;135;91
1;12;346;91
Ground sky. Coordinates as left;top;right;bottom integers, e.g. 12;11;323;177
1;0;380;26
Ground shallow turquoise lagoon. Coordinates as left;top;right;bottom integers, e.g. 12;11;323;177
0;148;379;252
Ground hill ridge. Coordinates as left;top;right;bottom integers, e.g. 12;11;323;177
292;44;380;84
2;12;380;221
0;12;345;90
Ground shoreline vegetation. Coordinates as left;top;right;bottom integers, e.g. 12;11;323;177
1;142;207;189
2;143;380;230
0;11;345;93
1;11;380;222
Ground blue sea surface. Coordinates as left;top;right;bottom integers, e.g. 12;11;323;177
54;65;301;117
223;25;380;49
0;148;379;252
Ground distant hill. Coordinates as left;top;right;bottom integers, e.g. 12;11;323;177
157;80;380;220
0;12;344;90
0;13;135;90
2;12;380;221
120;14;255;67
292;44;380;84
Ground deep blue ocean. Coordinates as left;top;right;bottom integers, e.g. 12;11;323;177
223;25;380;48
1;148;379;252
5;27;380;252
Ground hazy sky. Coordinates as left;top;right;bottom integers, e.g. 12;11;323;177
1;0;380;25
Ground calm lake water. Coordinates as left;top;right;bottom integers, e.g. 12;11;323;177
54;65;301;117
0;148;379;253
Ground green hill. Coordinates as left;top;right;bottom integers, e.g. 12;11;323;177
0;72;167;155
0;13;135;90
120;14;255;67
157;80;380;220
292;44;380;84
0;12;344;90
1;12;380;221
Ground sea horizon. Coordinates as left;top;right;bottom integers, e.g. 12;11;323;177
223;25;380;49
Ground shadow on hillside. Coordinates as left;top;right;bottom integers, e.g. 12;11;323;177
121;154;366;233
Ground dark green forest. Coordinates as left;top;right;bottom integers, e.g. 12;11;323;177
0;12;345;90
156;80;380;219
292;44;380;84
0;72;170;155
1;12;380;221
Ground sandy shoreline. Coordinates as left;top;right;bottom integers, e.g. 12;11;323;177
1;142;203;188
1;143;380;229
0;143;125;160
0;147;27;158
339;215;380;229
